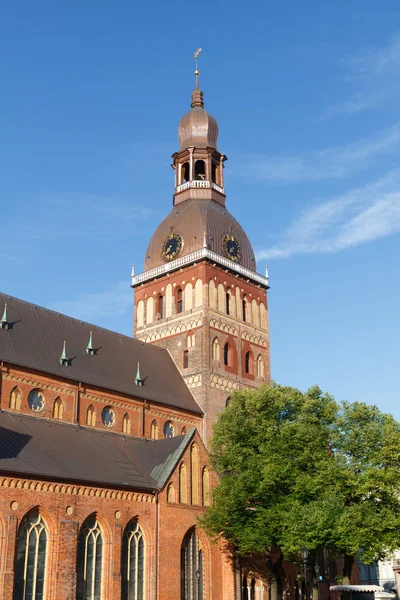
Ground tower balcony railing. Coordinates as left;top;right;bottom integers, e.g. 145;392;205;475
131;247;269;288
176;180;224;194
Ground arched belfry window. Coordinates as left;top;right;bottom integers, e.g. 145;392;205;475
245;351;251;374
14;509;48;600
181;529;204;600
242;295;247;322
156;294;164;320
122;521;145;600
212;338;220;361
176;288;183;314
225;290;230;315
194;160;206;181
224;342;231;367
76;517;103;600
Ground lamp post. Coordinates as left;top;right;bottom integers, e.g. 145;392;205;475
301;547;309;600
315;563;321;600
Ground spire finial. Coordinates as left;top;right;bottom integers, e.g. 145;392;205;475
135;361;143;386
0;302;9;330
86;331;96;355
60;340;70;366
194;47;202;89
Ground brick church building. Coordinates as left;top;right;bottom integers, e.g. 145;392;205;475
0;74;295;600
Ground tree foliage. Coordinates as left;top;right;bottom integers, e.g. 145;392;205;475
201;384;400;575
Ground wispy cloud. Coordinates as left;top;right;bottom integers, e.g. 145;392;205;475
49;280;132;324
236;121;400;183
324;34;400;117
256;169;400;259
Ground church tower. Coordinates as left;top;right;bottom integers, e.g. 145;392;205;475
132;71;270;441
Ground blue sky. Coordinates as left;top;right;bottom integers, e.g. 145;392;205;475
1;2;400;417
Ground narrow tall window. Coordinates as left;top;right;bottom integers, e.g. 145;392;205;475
176;288;183;314
150;420;158;440
156;295;164;320
10;386;21;410
122;413;131;435
181;530;204;600
256;355;264;378
122;521;145;600
14;510;48;600
242;295;247;322
225;291;230;315
183;350;189;369
76;517;103;600
191;444;199;505
202;467;210;507
223;342;230;367
212;338;220;361
167;483;176;503
245;351;251;374
179;463;188;504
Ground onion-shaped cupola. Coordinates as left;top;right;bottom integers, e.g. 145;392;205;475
172;68;227;207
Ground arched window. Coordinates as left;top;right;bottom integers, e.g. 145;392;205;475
212;338;220;361
53;397;63;420
181;426;187;435
187;331;195;348
242;295;247;322
256;355;264;378
156;295;164;320
191;444;199;505
122;521;145;600
10;386;21;410
260;302;267;330
225;290;231;315
211;161;217;183
252;299;259;327
176;288;183;314
146;297;154;324
122;413;131;435
136;300;144;328
202;467;210;507
167;483;176;503
14;509;48;600
86;405;96;427
208;280;216;309
181;529;204;600
76;517;103;600
245;351;253;375
194;160;206;180
181;162;190;183
250;578;256;600
179;463;188;504
150;420;159;440
223;342;230;367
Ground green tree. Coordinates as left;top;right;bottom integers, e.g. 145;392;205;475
201;384;400;581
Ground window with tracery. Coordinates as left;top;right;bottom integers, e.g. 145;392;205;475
122;413;131;435
181;529;204;600
76;517;103;600
122;521;145;600
164;421;175;438
10;386;21;410
14;510;48;600
53;397;63;420
28;389;45;413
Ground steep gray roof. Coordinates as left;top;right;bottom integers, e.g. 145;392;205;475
0;292;202;415
0;411;193;490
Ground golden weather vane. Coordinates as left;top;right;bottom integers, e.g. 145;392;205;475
194;47;202;88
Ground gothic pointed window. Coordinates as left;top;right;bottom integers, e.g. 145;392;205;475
53;397;63;420
256;355;264;378
242;295;247;322
181;529;204;600
167;483;176;503
14;509;48;600
10;386;21;410
191;444;199;505
202;467;210;507
122;521;145;600
225;290;230;315
245;351;253;375
76;517;103;600
156;294;164;320
179;463;188;504
223;342;230;367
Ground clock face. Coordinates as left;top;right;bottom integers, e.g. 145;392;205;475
161;233;182;261
223;234;241;262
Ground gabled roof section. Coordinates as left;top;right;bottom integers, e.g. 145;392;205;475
0;292;202;415
0;412;200;491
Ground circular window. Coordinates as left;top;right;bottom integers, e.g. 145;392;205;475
28;390;45;412
102;406;115;428
163;421;175;438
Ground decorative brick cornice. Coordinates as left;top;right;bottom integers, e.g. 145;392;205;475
4;373;75;395
82;392;141;412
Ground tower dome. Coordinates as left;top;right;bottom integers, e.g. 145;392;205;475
178;88;219;151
